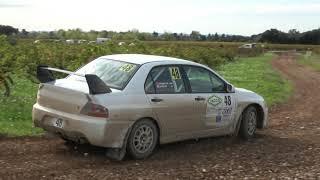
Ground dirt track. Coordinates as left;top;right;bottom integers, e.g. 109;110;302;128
1;54;320;179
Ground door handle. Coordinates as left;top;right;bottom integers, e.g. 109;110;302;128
151;98;163;102
195;97;205;101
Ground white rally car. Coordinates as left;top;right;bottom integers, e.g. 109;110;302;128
33;54;268;160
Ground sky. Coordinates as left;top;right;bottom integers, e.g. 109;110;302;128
0;0;319;36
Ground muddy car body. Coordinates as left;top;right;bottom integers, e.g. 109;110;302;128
33;54;268;159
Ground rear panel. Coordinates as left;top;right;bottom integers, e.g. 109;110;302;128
37;83;89;114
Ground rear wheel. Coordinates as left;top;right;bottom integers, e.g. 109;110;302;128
127;119;158;159
62;138;78;150
239;106;257;140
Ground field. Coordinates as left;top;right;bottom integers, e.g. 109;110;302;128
0;76;40;136
2;53;320;179
218;53;292;105
3;38;320;179
298;53;320;71
145;41;320;50
2;38;320;137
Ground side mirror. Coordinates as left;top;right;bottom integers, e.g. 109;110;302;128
226;83;235;93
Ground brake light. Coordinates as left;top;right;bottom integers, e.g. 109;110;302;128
80;102;109;118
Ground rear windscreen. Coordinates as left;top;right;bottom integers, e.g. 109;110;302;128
69;58;139;90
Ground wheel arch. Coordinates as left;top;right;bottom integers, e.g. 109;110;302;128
243;103;265;129
140;117;161;139
128;117;161;143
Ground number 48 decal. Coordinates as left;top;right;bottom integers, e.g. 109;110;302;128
224;96;231;106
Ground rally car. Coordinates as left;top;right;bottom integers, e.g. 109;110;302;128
33;54;268;160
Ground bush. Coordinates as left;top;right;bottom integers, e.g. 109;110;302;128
1;40;262;96
0;35;15;96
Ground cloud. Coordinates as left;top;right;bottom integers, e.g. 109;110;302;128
0;3;28;8
191;2;320;16
251;3;320;15
0;0;318;35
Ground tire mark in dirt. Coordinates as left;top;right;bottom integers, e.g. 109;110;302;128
270;53;320;141
0;53;320;179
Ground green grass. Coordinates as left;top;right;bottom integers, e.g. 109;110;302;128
217;53;292;106
0;75;43;136
0;53;292;136
298;54;320;71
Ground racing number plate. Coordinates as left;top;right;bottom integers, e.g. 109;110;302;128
54;118;64;128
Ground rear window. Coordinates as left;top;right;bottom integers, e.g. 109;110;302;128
68;58;138;90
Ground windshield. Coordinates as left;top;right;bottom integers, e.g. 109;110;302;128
68;58;139;90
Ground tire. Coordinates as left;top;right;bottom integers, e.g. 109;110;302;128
62;138;77;149
127;119;158;159
239;106;257;140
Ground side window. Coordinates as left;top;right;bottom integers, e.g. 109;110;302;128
183;66;226;93
145;75;155;94
210;73;226;92
144;66;186;94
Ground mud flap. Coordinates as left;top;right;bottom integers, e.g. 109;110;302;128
232;114;243;137
105;148;126;161
105;126;132;161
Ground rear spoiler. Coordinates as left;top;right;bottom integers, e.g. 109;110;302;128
36;65;112;94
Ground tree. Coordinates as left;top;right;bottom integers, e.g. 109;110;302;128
259;29;289;44
287;29;300;43
98;30;109;38
190;30;201;40
162;32;176;41
214;33;219;41
87;30;98;40
0;35;15;96
36;31;50;39
200;35;207;41
0;25;18;36
57;29;66;39
220;34;226;41
300;29;320;45
152;31;159;37
18;29;29;38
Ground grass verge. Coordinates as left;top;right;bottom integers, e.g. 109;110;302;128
218;53;292;106
298;54;320;71
0;53;292;136
0;75;43;136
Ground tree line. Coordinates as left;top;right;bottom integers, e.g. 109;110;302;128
1;24;320;45
256;29;320;45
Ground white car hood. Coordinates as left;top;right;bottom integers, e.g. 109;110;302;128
235;87;263;100
235;87;254;93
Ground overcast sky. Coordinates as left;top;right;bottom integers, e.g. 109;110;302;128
0;0;319;36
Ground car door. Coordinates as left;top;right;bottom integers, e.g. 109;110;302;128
182;65;236;130
144;65;203;137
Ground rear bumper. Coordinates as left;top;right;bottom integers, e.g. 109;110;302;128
32;103;132;148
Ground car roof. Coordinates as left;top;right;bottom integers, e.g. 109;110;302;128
100;54;199;65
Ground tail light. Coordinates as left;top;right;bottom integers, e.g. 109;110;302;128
80;102;109;118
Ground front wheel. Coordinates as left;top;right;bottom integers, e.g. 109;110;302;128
239;106;257;140
127;119;158;159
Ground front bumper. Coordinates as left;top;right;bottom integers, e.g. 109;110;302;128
32;103;131;148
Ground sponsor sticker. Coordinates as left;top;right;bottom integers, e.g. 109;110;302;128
169;67;181;80
220;107;233;115
156;82;174;89
208;95;222;106
119;64;135;72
